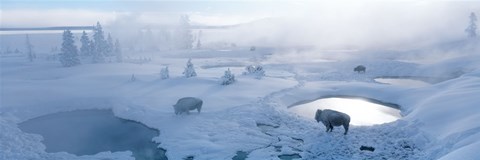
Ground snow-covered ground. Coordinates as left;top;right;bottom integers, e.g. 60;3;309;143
2;41;480;160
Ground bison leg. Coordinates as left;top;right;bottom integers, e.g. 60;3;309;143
197;102;202;113
328;123;334;132
343;124;349;135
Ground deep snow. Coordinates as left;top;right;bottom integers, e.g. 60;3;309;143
1;41;480;160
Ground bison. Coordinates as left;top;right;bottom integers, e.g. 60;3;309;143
173;97;203;115
315;109;351;135
354;65;366;73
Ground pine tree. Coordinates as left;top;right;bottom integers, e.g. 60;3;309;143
221;68;235;85
466;12;477;38
183;58;197;78
196;30;202;49
160;66;169;79
145;28;158;51
25;34;34;62
131;74;136;82
243;65;265;79
88;39;95;57
60;30;81;67
196;39;202;49
114;39;123;63
80;31;91;56
175;15;193;49
92;22;106;63
6;46;11;54
106;33;114;56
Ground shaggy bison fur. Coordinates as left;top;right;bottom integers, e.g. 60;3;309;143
315;109;351;135
173;97;203;115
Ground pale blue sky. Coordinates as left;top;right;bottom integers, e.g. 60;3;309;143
1;0;302;26
1;0;293;13
1;0;478;30
1;0;478;49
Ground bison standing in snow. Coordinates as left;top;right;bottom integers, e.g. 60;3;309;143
315;109;351;135
173;97;203;115
354;65;366;73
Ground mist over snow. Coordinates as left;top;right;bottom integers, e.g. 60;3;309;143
3;1;479;50
2;0;480;160
206;1;478;50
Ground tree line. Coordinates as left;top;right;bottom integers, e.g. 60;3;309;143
60;22;122;67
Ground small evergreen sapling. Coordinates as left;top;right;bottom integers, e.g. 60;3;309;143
183;58;197;78
25;34;35;62
160;66;169;79
131;74;136;82
221;68;235;85
243;65;265;79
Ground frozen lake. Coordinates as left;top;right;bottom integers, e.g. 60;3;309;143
289;98;401;126
18;110;167;160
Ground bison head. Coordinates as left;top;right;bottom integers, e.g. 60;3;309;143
315;109;322;122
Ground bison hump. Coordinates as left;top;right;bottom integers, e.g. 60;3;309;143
175;97;202;107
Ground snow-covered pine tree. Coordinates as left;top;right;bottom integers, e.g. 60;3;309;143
221;68;235;85
88;39;95;57
175;15;193;49
106;33;114;56
466;12;477;38
196;30;202;49
60;30;81;67
160;66;169;79
80;31;91;56
25;34;34;62
243;65;265;79
92;22;107;63
183;58;197;78
5;46;11;54
114;39;123;63
160;28;174;50
145;28;159;51
131;74;136;82
196;39;202;50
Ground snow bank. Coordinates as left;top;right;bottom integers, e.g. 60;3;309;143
403;71;480;159
2;45;480;159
